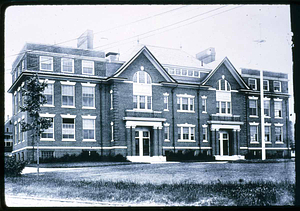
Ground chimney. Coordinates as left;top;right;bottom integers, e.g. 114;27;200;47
106;52;120;62
196;47;216;66
77;30;94;50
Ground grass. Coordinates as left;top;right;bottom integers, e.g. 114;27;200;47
5;174;295;206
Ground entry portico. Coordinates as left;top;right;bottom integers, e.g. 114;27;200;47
124;116;166;162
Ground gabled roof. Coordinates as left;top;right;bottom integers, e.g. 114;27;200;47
201;57;250;89
112;45;176;83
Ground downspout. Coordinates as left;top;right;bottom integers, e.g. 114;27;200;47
171;85;178;153
100;83;103;157
197;89;201;152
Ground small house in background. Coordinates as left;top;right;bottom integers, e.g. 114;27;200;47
4;115;13;157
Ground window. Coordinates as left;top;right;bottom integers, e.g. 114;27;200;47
133;71;151;84
111;122;114;142
164;125;169;141
177;95;195;112
274;101;282;118
18;92;21;112
177;124;196;142
264;100;270;117
194;71;199;77
62;118;75;140
176;69;181;75
133;71;152;110
40;56;53;71
82;60;94;75
202;98;207;113
82;86;95;108
163;95;168;110
216;101;231;114
44;84;54;106
83;119;95;140
263;80;269;91
265;126;271;142
182;69;187;76
42;151;54;159
248;78;257;90
133;95;152;110
217;79;231;91
275;126;283;143
18;123;21;143
14;124;17;144
250;125;258;143
249;99;258;116
169;68;175;75
110;90;113;110
188;70;193;76
62;85;75;107
41;118;54;139
274;81;281;92
14;93;17;115
61;58;74;73
202;126;207;142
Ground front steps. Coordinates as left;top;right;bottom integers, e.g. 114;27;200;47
126;156;167;163
214;155;245;161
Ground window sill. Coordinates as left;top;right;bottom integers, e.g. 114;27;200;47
83;139;96;142
265;142;272;144
203;140;208;143
40;69;53;72
250;142;259;144
164;109;169;112
62;139;76;142
61;106;76;109
177;140;196;142
110;108;113;110
164;139;170;142
41;139;55;141
177;110;195;113
264;116;271;118
82;107;96;109
215;113;232;116
275;142;284;144
202;111;207;114
275;117;283;119
249;115;258;118
132;109;154;112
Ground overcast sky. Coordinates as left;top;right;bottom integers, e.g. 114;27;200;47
4;5;293;119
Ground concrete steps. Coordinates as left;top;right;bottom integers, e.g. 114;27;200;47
214;155;245;161
126;156;166;163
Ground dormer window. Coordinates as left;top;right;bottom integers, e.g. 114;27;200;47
248;78;257;90
40;56;53;71
274;81;281;92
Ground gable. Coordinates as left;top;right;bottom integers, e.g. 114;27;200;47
113;46;176;83
202;58;250;90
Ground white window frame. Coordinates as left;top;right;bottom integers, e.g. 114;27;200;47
249;124;259;144
111;122;114;142
41;117;55;141
263;80;269;91
177;123;196;142
202;124;208;142
61;81;76;108
82;60;94;75
110;90;113;110
82;116;96;142
264;124;271;143
81;83;96;109
216;101;231;115
202;96;207;113
40;80;55;107
61;58;74;73
249;98;258;117
133;95;152;111
40;56;53;71
273;81;281;92
61;114;76;141
14;123;17;145
248;78;257;90
275;125;283;143
163;93;169;111
264;98;270;117
274;100;283;118
164;123;170;142
177;94;195;113
217;79;231;91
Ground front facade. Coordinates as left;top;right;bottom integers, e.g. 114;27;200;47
8;33;291;162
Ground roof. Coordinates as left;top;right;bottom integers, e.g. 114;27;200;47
120;44;209;69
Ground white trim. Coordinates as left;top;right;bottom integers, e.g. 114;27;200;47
177;140;196;142
177;110;195;113
274;98;283;101
241;74;289;82
82;139;97;142
39;56;53;71
264;97;270;100
249;122;259;126
273;81;282;92
248;96;258;100
240;147;290;150
125;120;163;128
61;106;76;109
82;60;95;75
210;124;241;130
163;92;169;96
202;124;208;128
62;139;76;142
176;93;195;98
177;123;196;127
61;58;74;73
163;146;212;150
249;115;258;118
60;81;76;86
40;139;55;142
201;95;207;99
274;123;284;127
82;107;96;110
164;123;170;127
81;82;96;87
264;122;272;126
123;117;166;122
40;113;56;118
60;114;76;118
82;115;97;119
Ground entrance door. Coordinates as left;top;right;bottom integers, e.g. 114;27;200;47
219;132;229;156
135;129;150;156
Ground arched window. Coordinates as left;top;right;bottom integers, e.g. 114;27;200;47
133;71;152;110
216;79;231;91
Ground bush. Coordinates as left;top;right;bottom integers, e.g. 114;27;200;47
166;150;215;161
5;157;27;177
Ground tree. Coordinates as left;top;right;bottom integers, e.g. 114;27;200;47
20;73;52;176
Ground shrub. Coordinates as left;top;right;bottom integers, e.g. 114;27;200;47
4;157;27;177
166;151;214;161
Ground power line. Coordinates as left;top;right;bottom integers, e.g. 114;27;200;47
5;5;188;59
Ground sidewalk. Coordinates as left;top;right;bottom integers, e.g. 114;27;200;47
21;167;86;174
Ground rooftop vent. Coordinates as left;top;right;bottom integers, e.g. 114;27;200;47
106;52;120;62
196;47;216;66
77;30;94;50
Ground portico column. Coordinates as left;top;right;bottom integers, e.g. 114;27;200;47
126;126;131;156
233;129;237;155
215;129;220;155
158;126;163;156
153;126;158;156
131;126;136;156
211;128;216;155
237;129;241;155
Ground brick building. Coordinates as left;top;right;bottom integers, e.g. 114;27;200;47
8;31;291;162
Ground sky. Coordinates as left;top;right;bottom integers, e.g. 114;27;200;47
4;5;294;120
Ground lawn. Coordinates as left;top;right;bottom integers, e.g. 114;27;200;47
5;161;295;206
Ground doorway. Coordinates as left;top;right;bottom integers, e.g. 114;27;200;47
219;131;230;156
135;128;151;156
